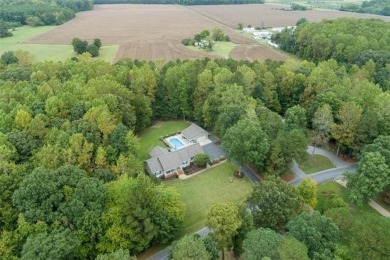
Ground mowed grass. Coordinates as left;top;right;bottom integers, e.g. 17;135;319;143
0;26;118;63
187;41;237;58
138;121;190;160
300;154;335;174
317;181;379;219
165;162;253;235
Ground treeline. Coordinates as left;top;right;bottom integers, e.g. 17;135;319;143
272;18;390;89
0;0;92;26
94;0;264;5
340;0;390;16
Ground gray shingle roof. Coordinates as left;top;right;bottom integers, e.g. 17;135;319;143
149;146;169;158
181;124;208;140
145;143;204;173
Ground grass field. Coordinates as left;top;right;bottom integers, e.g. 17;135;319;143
187;41;237;58
0;26;118;63
165;162;253;234
138;121;190;160
300;154;335;174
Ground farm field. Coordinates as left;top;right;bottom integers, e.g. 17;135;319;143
0;26;118;62
189;3;390;29
26;4;289;61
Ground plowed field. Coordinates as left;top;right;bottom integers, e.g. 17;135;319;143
26;4;390;61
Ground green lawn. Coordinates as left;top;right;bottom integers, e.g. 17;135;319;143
165;162;253;234
187;41;237;58
299;154;335;174
138;121;190;160
0;26;118;63
317;181;379;219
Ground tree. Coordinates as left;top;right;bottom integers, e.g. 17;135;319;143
193;153;210;167
93;38;102;49
237;23;243;30
296;178;318;208
232;204;253;258
312;104;334;153
347;152;390;205
169;234;210;260
243;228;283;260
247;177;301;231
21;229;81;260
86;44;99;57
212;27;225;41
287;211;340;259
1;51;18;65
206;203;242;259
285;105;307;131
202;235;219;260
277;237;309;260
72;37;88;54
222;118;270;175
331;101;362;155
96;249;135;260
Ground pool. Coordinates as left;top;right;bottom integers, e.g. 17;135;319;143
168;137;185;150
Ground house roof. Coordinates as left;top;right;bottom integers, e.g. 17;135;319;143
181;124;208;141
145;143;204;173
149;146;169;158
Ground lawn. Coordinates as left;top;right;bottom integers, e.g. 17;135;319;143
299;154;335;174
187;41;237;58
0;26;118;63
165;162;253;234
317;181;379;219
138;120;190;160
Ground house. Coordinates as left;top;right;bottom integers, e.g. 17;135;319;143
145;143;204;178
181;123;209;144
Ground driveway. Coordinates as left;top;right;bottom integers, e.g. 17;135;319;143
202;140;225;161
290;146;357;185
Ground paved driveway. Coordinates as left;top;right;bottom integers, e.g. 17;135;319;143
202;142;225;161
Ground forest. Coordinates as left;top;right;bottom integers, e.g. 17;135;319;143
1;14;390;259
0;0;93;29
340;0;390;16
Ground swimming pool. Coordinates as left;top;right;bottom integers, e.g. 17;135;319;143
168;137;185;150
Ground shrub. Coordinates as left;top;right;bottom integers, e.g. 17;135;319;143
86;44;99;57
181;38;192;46
194;153;210;167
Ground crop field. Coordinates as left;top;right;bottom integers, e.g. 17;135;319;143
189;3;390;28
18;3;390;62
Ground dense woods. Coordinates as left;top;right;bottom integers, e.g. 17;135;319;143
340;0;390;16
0;0;92;27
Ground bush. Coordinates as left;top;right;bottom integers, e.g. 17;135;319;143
194;153;210;167
182;38;192;46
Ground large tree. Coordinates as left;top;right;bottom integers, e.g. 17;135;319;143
287;211;340;259
169;234;210;260
206;203;242;259
312;104;334;153
247;177;301;230
222;118;270;175
347;151;390;205
277;237;309;260
243;228;283;259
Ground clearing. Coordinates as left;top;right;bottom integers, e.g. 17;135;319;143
165;162;253;234
299;154;335;174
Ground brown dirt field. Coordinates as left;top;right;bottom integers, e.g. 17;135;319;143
189;3;390;28
230;44;288;61
27;4;260;61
